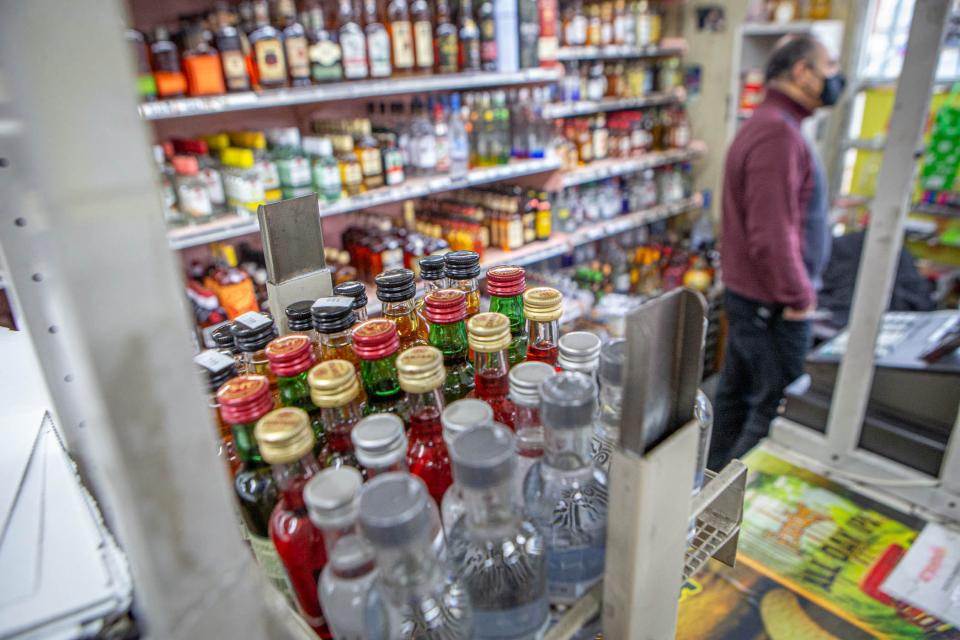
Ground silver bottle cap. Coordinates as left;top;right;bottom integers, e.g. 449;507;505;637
540;371;598;430
556;331;602;375
449;423;516;489
508;361;557;407
358;472;431;547
441;399;494;445
304;466;363;529
599;338;627;387
351;414;407;470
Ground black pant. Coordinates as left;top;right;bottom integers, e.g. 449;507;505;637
708;291;811;469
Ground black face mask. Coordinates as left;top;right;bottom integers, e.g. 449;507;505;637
819;72;846;106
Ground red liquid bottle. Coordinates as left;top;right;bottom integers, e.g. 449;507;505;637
398;345;452;505
308;359;365;470
523;286;563;366
255;407;330;638
467;312;513;424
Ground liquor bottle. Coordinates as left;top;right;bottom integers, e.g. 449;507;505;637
352;319;407;415
351;413;409;477
276;0;312;86
397;346;452;504
410;0;434;72
333;134;364;196
221;147;266;213
255;407;328;634
536;190;552;240
126;29;157;101
248;0;288;88
447;425;549;638
272;128;314;199
458;0;482;71
359;473;473;638
375;268;429;350
265;334;325;451
538;0;559;68
523;372;606;605
339;0;369;79
448;92;470;178
216;375;292;597
245;132;283;202
409;97;438;176
304;2;344;82
506;361;555;495
435;0;459;73
150;27;188;98
181;26;227;97
439;399;494;530
517;0;539;69
424;289;475;403
432;97;451;174
306;137;343;202
212;322;241;366
172;155;214;219
304;467;377;638
467;313;512;424
284;300;318;352
195;350;241;475
443;250;481;318
333;280;370;324
356;121;386;190
387;0;415;73
312;297;360;370
477;0;497;70
485;265;527;366
364;0;392;78
556;331;602;379
591;337;623;470
522;287;562;365
231;311;279;381
213;11;253;91
308;359;365;469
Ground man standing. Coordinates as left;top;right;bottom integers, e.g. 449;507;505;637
709;35;845;467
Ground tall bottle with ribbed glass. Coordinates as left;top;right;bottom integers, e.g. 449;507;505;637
523;372;607;605
506;361;556;496
447;424;549;639
592;338;625;471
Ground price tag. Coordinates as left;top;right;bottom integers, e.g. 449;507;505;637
193;349;235;374
235;311;271;331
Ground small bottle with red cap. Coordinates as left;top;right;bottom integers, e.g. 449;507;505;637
266;334;325;453
352;319;407;416
424;289;475;403
486;265;528;367
171;155;214;220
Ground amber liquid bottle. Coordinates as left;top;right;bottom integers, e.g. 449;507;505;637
444;250;481;319
387;0;416;73
376;267;429;351
150;27;188;98
435;0;459;73
410;0;435;72
311;296;361;371
248;0;288;88
364;0;393;77
215;15;253;91
458;0;482;71
276;0;312;86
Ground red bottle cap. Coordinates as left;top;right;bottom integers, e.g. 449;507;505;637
423;289;467;324
265;334;315;377
352;319;401;361
171;137;210;156
486;265;526;297
217;374;274;425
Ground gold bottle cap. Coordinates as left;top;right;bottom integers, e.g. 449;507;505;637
254;407;315;464
308;359;361;408
467;312;511;353
396;346;446;394
523;287;563;322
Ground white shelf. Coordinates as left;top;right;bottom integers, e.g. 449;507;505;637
556;44;684;61
542;91;679;118
167;157;561;249
139;68;561;121
561;146;704;188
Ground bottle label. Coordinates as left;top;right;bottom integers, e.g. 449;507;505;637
255;160;281;189
391;21;415;68
360;148;383;178
285;36;311;80
435;135;450;172
537;36;558;64
414;134;438;170
177;183;213;217
480;19;497;63
255;39;287;84
507;217;524;249
384;149;405;185
317;164;342;200
472;598;549;639
546;545;606;602
413;21;434;68
341;32;369;78
224;174;266;208
221;50;249;90
367;30;392;77
438;32;458;72
343;162;363;187
247;533;295;601
535;208;551;239
310;40;343;81
277;156;312;188
199;167;226;205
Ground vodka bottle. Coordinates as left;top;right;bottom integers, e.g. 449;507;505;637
523;372;607;606
448;92;470;179
351;413;409;479
439;399;495;531
305;466;378;639
556;331;601;382
447;425;549;639
360;473;473;638
591;338;624;471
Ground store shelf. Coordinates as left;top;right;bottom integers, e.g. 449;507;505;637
167;157;561;249
542;91;679;118
561;145;704;187
139;68;562;121
556;44;684;61
740;20;828;36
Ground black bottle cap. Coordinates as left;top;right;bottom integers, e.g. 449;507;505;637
419;255;446;281
206;362;237;393
311;296;357;334
333;281;369;311
444;250;481;279
230;313;278;353
211;323;238;353
285;300;314;332
375;268;417;302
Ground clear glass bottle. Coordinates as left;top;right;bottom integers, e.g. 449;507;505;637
591;338;624;471
523;372;606;606
333;280;370;324
376;268;428;350
448;92;470;179
352;413;409;478
506;361;556;498
309;359;366;470
439;398;495;531
522;287;562;366
448;425;549;639
443;250;481;319
432;97;451;174
305;466;377;639
424;289;475;403
172;155;214;220
359;473;473;638
312;296;361;371
556;331;602;380
486;265;528;367
397;346;452;505
339;0;369;79
231;311;280;383
364;0;393;77
352;319;407;415
416;254;447;327
467;313;512;424
409;97;438;176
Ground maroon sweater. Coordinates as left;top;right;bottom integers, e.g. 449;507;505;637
721;88;816;310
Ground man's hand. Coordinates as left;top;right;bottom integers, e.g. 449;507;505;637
783;304;816;321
